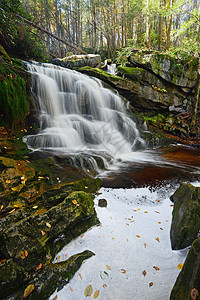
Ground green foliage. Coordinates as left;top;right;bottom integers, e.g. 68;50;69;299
0;1;49;61
115;46;132;66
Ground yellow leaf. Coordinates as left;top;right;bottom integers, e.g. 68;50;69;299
24;250;28;258
78;273;82;280
6;179;11;184
8;209;15;214
23;284;34;298
155;237;160;242
106;265;111;270
144;211;148;213
0;205;3;210
84;284;93;297
70;287;74;292
32;206;38;209
93;290;100;298
11;187;18;192
46;222;51;228
136;235;141;238
144;243;147;248
52;296;58;300
19;251;26;259
41;230;45;236
72;200;78;205
177;263;183;270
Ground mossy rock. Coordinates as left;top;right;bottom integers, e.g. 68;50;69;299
170;237;200;300
170;183;200;250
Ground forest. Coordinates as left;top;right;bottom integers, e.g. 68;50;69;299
0;0;200;60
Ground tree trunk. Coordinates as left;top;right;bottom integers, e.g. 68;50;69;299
191;57;200;131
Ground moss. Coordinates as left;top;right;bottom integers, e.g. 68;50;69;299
0;57;29;129
78;66;121;81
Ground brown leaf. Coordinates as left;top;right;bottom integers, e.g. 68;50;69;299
24;250;28;258
158;222;161;224
103;284;107;288
121;269;126;274
149;282;153;287
52;296;58;300
84;284;93;297
136;235;141;238
36;263;42;271
144;211;148;213
191;288;199;300
23;284;34;298
78;272;82;280
153;266;160;271
70;287;74;292
160;228;163;230
142;270;147;276
93;290;100;298
155;237;160;243
144;243;147;248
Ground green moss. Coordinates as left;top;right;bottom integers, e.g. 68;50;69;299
0;57;29;129
78;66;121;81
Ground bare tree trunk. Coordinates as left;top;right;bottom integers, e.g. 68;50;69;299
191;57;200;132
146;0;151;48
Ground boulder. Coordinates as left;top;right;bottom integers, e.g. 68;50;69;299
170;238;200;300
52;54;101;69
170;183;200;250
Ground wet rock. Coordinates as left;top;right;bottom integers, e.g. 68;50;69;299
170;183;200;250
170;238;200;300
98;198;107;207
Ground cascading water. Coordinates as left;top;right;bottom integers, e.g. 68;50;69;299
24;62;145;172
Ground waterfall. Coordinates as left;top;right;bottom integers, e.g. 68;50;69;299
107;63;118;75
24;62;145;172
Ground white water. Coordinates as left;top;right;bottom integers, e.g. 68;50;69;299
24;62;145;172
107;63;118;75
49;185;189;300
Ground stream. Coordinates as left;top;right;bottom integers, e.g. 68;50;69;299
25;62;200;299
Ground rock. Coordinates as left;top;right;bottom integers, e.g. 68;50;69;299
128;50;198;88
98;198;107;207
170;238;200;300
170;183;200;250
52;54;101;69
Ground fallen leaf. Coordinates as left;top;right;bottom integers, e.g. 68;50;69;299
144;243;147;248
23;284;34;298
32;206;38;209
106;265;111;270
84;284;93;297
93;290;100;298
72;200;78;205
142;270;147;276
160;228;163;230
6;179;11;184
157;200;160;202
19;251;26;259
11;187;18;192
191;288;199;300
81;234;85;238
36;263;42;271
52;296;58;300
24;250;28;258
136;235;141;238
166;220;169;222
155;237;160;243
130;220;135;223
158;222;161;224
153;266;160;271
121;269;126;274
8;209;15;214
177;263;183;270
0;259;7;264
41;230;45;236
149;282;153;287
78;273;82;280
46;222;51;228
144;211;148;213
126;223;129;226
155;211;160;214
137;208;141;211
0;205;3;210
103;284;107;288
70;287;74;292
170;205;174;207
